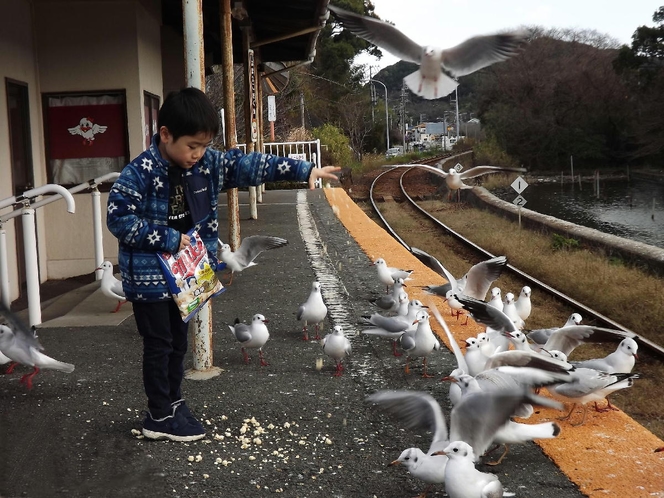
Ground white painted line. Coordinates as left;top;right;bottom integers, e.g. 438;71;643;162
296;190;355;336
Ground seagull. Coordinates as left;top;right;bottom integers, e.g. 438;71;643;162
487;287;503;312
297;281;327;341
463;337;489;377
229;314;270;366
400;310;440;377
502;292;524;329
371;277;408;312
570;337;638;374
0;307;75;390
546;351;639;426
362;299;427;356
373;258;413;293
437;441;508;498
328;5;529;100
410;247;507;323
514;286;532;322
218;235;288;285
322;325;352;376
96;261;127;313
526;313;582;345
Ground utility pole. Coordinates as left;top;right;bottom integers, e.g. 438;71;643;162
454;84;460;139
369;78;389;150
400;82;407;150
300;92;305;128
369;67;375;123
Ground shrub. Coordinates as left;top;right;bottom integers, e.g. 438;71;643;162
551;233;580;251
312;124;354;168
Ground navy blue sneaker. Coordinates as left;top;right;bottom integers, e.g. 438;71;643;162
142;406;205;442
171;399;205;433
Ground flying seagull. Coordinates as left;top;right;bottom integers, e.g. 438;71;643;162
328;4;529;100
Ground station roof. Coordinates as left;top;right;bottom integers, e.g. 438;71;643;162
162;0;330;67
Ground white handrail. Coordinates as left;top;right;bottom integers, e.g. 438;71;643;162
0;173;120;321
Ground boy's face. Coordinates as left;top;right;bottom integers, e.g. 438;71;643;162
158;126;213;169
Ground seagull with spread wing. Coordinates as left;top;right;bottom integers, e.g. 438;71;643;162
218;235;288;285
328;4;529;100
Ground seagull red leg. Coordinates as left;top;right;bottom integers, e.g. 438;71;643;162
19;367;39;390
4;361;18;375
391;339;403;357
259;349;268;367
241;347;250;364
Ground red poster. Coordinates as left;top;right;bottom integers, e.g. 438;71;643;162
48;104;126;159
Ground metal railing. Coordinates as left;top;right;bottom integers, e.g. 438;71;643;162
0;172;119;326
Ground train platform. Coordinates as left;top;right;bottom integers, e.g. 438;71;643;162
0;188;662;498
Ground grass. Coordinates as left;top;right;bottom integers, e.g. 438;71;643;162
361;198;664;439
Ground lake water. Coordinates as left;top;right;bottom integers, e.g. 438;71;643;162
495;177;664;249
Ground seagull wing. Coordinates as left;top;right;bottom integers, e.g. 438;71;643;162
441;30;529;77
462;256;507;300
459;165;527;180
543;325;634;357
410;246;452;282
328;5;422;63
456;295;517;333
235;235;288;266
366;390;448;454
230;322;252;343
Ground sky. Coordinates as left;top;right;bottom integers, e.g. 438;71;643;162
353;0;660;73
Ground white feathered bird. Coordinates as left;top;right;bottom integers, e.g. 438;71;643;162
297;281;328;341
0;323;75;390
96;261;127;313
322;325;352;376
218;235;288;285
229;314;270;366
328;5;529;100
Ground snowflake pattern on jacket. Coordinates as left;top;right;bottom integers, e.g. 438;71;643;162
107;135;314;302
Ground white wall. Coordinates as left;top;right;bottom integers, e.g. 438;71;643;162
0;0;43;302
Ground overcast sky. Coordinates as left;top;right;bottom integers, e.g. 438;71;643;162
352;0;660;72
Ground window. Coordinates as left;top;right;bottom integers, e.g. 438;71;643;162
144;91;160;149
43;90;129;185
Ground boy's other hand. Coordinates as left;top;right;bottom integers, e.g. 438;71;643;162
308;166;342;189
179;233;191;252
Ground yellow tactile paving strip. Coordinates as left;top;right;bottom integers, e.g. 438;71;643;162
324;187;664;498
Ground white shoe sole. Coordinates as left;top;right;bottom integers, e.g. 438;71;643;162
142;428;205;442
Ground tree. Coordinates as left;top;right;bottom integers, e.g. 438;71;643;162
475;27;631;171
614;6;664;162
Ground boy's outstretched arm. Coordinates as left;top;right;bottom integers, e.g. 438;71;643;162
308;166;342;189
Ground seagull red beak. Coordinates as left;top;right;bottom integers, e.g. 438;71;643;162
388;459;400;467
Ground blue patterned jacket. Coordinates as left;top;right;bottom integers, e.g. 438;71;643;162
106;135;313;302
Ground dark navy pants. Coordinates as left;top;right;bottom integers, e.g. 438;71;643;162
132;300;189;419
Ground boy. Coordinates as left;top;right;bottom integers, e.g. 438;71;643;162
106;87;339;442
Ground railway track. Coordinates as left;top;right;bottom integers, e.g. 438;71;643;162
368;160;664;359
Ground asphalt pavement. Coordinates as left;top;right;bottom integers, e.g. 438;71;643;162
0;189;584;498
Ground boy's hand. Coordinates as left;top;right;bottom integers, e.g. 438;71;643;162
308;166;342;189
179;233;191;252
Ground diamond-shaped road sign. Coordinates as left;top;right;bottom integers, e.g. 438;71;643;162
454;163;463;172
512;195;527;207
511;176;528;194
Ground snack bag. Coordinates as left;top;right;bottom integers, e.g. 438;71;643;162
157;229;225;322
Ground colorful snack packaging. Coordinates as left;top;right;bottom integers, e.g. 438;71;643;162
157;229;225;322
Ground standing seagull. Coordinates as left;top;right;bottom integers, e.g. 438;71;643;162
437;441;506;498
322;325;352;376
514;286;532;322
373;257;413;293
229;314;270;367
96;261;127;313
218;235;288;285
0;305;75;389
328;5;529;100
400;310;440;377
297;281;327;341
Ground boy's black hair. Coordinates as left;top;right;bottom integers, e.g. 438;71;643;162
157;87;219;141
